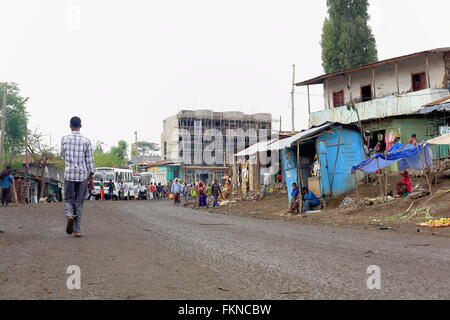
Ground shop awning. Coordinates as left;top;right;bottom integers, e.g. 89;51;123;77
427;133;450;145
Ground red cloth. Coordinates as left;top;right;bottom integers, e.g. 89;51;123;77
400;178;412;193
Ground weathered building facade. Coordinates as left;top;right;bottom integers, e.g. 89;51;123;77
297;48;450;161
298;48;450;128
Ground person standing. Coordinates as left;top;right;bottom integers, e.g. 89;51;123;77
263;172;271;197
171;178;182;205
289;183;300;213
86;173;94;200
149;182;157;200
408;134;419;145
60;117;95;237
117;180;124;200
156;182;163;200
0;166;14;206
211;180;222;208
107;179;115;200
99;178;105;200
123;182;129;200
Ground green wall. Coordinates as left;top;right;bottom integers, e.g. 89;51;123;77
363;117;426;144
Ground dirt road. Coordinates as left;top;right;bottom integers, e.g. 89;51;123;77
1;200;450;299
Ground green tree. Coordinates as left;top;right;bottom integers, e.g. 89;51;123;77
94;140;128;168
321;0;378;74
0;82;29;165
110;140;128;163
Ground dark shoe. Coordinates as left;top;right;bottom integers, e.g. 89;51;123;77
66;217;75;235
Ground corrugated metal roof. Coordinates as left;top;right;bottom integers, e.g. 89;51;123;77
416;103;450;114
424;95;450;106
297;47;450;86
268;123;336;151
234;122;343;156
234;139;279;157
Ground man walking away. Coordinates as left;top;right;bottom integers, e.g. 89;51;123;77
211;180;222;208
171;178;182;205
0;166;14;206
60;117;95;237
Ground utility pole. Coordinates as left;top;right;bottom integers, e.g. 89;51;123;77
291;65;296;133
134;131;138;172
0;83;8;170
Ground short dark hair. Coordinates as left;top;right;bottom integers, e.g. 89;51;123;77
70;116;82;128
412;133;417;137
302;187;308;191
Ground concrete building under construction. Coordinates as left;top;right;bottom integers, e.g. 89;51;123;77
161;109;273;184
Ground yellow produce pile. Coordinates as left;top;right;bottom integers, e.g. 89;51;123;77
418;218;450;228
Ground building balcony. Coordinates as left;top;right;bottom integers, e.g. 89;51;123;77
309;88;450;128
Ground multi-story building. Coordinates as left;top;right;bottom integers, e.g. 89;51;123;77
296;47;450;157
161;109;273;184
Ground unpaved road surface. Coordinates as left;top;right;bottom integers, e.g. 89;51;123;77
1;200;450;300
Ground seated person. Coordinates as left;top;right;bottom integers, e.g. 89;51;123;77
396;171;412;197
301;187;320;212
46;193;58;203
289;183;300;212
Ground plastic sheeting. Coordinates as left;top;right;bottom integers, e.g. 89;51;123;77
351;143;433;173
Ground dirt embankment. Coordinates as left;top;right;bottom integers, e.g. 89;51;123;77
209;174;450;237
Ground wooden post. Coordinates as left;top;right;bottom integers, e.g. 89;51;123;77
307;85;311;115
296;141;302;188
417;145;433;195
372;68;376;99
12;179;18;205
353;171;359;199
0;84;7;170
377;158;383;197
384;152;389;200
395;62;399;94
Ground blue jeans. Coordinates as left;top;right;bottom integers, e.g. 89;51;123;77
303;199;320;212
64;180;88;233
213;194;219;208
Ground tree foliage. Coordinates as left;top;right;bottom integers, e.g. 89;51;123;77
131;141;160;158
321;0;378;74
27;129;63;198
94;140;128;168
0;82;29;164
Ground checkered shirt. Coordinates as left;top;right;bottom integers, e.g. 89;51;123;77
60;131;95;182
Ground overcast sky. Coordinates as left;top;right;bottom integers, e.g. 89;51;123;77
0;0;448;153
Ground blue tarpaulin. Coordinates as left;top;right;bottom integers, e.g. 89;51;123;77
351;143;433;173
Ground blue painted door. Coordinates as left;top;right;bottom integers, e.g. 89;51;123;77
281;148;298;203
317;140;331;196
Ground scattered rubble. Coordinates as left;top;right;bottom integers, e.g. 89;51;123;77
339;196;356;208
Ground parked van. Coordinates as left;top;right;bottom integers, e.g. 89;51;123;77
92;167;135;200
